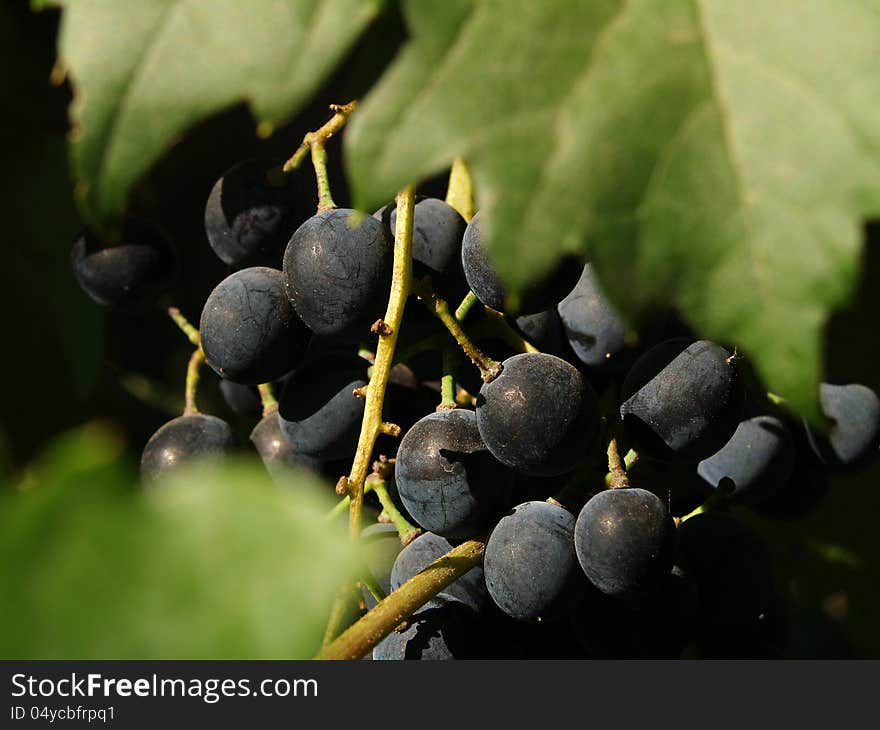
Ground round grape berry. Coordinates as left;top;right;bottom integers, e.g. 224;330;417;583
620;338;743;461
140;414;235;481
375;197;468;300
477;352;599;476
200;266;309;385
372;595;481;660
204;159;307;268
805;382;880;471
71;217;177;309
484;501;581;623
395;409;512;539
557;264;627;368
574;488;675;599
283;208;392;336
249;412;323;476
461;211;579;315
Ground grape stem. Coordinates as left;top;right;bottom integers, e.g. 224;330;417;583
445;158;475;222
182;347;206;416
167;307;206;417
360;573;387;605
317;539;486;660
454;290;479;321
320;582;362;650
606;435;630;489
437;349;458;411
257;382;278;416
412;277;503;383
320;186;416;647
603;449;638;487
680;478;734;522
326;480;376;521
282;101;358;212
379;422;401;437
167;307;200;347
368;472;421;546
346;185;415;538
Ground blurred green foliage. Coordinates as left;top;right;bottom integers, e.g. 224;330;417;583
0;425;356;658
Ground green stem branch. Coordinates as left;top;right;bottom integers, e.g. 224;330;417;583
346;185;415;541
369;474;420;545
454;291;479;322
183;348;205;416
322;186;416;648
606;436;629;489
282;101;357;212
310;144;336;211
326;480;376;521
412;278;502;383
360;573;386;605
283;101;357;172
257;382;278;416
445;158;475;222
317;539;485;660
167;307;200;347
438;349;457;411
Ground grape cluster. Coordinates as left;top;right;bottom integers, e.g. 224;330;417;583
72;150;879;660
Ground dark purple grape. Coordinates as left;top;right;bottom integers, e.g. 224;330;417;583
140;414;235;481
477;352;599;476
484;501;581;623
805;382;880;471
697;415;794;504
71;217;177;309
249;412;323;475
574;488;675;599
375;197;468;300
283;208;392;336
461;212;579;315
557;264;627;368
200;266;310;385
204;159;308;268
372;595;481;660
395;409;512;539
620;338;743;461
219;381;263;417
513;308;569;358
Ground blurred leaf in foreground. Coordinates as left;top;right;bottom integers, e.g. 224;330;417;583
0;424;354;658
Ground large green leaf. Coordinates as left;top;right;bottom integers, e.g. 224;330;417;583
44;0;385;225
346;0;880;417
0;425;355;658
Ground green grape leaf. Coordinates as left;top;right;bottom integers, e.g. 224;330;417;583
346;0;880;417
44;0;385;225
0;425;355;659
